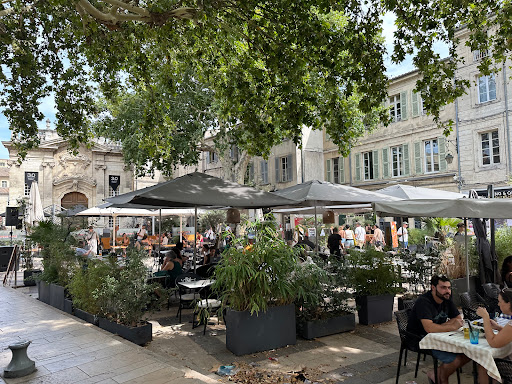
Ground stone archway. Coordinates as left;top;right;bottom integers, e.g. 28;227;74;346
61;192;88;209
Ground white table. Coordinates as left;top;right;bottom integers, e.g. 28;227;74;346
178;279;215;289
419;330;512;382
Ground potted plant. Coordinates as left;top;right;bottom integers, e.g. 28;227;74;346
213;218;299;356
346;249;402;325
294;256;355;339
21;242;41;287
94;249;157;345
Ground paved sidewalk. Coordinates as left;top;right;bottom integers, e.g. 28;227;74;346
0;284;476;384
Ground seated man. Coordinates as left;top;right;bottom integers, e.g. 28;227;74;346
407;275;469;384
75;240;93;258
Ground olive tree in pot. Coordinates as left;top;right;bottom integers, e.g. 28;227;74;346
213;219;300;356
346;249;402;325
294;256;355;339
94;249;157;345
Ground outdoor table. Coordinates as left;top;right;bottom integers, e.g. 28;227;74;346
178;279;215;290
419;329;512;382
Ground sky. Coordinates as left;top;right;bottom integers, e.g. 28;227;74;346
0;12;449;160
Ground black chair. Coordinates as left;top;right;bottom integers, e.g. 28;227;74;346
482;283;501;316
196;264;215;278
192;295;222;335
460;291;488;321
175;273;202;323
495;358;512;384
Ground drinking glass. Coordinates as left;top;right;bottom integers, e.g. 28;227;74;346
469;328;480;344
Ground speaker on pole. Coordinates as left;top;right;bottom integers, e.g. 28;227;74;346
5;207;19;227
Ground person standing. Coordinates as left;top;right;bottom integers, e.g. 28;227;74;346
354;222;366;249
370;224;385;251
453;222;465;247
397;222;409;249
86;226;98;256
136;224;147;243
344;225;354;249
327;227;342;256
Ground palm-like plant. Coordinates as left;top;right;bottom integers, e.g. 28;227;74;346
422;217;461;243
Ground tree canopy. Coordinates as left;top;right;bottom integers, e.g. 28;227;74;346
1;1;510;175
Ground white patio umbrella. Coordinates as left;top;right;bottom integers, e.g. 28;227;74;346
376;184;466;200
27;181;44;227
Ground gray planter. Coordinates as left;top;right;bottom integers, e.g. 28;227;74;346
356;294;395;325
49;283;66;311
299;312;356;340
98;318;152;346
63;298;73;314
75;308;99;325
23;270;41;286
37;281;50;304
225;304;296;356
451;276;478;307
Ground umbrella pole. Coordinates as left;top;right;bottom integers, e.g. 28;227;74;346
193;206;197;273
158;209;162;255
314;204;318;256
465;218;470;291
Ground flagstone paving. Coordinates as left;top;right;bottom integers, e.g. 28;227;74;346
0;282;477;384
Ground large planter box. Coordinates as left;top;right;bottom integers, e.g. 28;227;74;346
63;298;73;315
356;294;395;325
98;318;152;346
299;312;356;340
225;304;296;356
37;280;50;304
49;283;66;311
451;276;478;307
75;308;99;325
23;270;41;286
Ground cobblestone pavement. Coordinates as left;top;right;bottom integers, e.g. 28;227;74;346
0;282;477;384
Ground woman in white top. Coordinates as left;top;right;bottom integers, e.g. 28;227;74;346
344;225;354;249
476;288;512;383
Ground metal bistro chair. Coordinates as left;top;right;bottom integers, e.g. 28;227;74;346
175;273;202;323
192;295;222;335
394;310;461;384
495;358;512;384
482;283;501;316
460;291;488;321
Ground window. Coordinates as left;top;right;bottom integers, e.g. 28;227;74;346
478;75;496;103
1;181;7;188
206;151;217;163
473;49;489;61
24;184;31;196
260;160;268;184
109;186;120;197
481;131;500;165
363;152;374;180
276;155;293;182
245;163;254;184
389;94;401;122
391;146;403;177
424;139;439;173
0;162;5;167
108;217;114;228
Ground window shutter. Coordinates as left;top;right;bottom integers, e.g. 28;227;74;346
326;159;332;182
382;148;389;178
414;141;422;174
400;91;408;120
372;150;379;179
411;91;419;117
438;136;447;171
206;152;210;164
286;154;293;181
275;157;280;183
339;157;345;183
355;153;361;181
403;144;410;176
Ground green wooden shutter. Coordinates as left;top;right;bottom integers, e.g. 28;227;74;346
382;148;389;178
339;157;345;183
326;159;332;182
372;150;379;179
286;154;293;181
411;91;419;117
438;136;447;171
414;141;422;174
355;153;361;181
400;91;408;120
275;157;280;183
402;144;410;176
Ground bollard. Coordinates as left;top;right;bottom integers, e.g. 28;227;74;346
3;340;36;378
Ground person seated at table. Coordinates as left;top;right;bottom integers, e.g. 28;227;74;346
170;242;187;265
501;256;512;288
117;233;130;247
75;240;93;259
200;244;209;264
407;275;470;384
476;289;512;383
161;232;169;246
